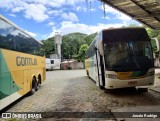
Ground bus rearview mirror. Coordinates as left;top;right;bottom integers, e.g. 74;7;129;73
98;41;104;55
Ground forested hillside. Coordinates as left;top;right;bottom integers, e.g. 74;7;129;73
41;32;97;60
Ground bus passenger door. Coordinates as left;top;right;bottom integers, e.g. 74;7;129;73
95;48;104;89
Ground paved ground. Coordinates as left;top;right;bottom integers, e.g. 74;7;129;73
1;69;160;121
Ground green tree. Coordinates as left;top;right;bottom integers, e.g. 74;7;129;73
41;37;55;58
146;28;160;52
146;28;160;58
61;33;87;59
75;44;89;62
83;32;97;45
146;28;160;38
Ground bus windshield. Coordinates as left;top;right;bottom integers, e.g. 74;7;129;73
104;41;154;71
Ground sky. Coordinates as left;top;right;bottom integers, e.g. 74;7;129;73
0;0;140;40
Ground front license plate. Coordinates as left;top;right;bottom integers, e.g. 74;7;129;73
128;81;137;85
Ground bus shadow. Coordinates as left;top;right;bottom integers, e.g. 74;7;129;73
104;87;146;95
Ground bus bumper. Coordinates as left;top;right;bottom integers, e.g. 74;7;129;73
104;76;154;89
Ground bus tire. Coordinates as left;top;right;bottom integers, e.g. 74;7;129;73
36;75;41;90
35;79;39;91
86;70;89;76
86;70;91;79
137;88;148;93
88;75;91;79
35;82;39;91
99;85;104;90
29;78;36;95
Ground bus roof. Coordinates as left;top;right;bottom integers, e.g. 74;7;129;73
0;15;43;45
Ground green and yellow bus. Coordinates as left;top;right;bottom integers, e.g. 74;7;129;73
0;15;46;110
85;28;154;91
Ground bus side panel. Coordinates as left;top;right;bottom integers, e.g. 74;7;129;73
11;71;24;96
86;55;99;84
1;49;46;82
0;49;46;110
0;72;11;110
43;67;46;81
0;50;21;110
24;70;31;94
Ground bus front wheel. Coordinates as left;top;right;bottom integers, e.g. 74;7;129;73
99;85;104;90
137;88;148;93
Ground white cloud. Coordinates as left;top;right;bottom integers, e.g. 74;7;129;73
0;0;49;22
0;0;87;23
24;4;48;22
23;0;85;8
25;30;37;37
48;22;55;26
75;6;95;12
76;6;82;11
0;0;25;12
12;7;25;12
8;13;16;17
64;0;86;6
90;8;96;12
99;4;132;22
47;10;63;16
48;21;126;37
61;12;79;22
101;16;110;20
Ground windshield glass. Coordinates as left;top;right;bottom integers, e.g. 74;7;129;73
104;41;154;71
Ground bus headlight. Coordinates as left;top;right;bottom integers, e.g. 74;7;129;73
147;71;155;76
106;74;117;79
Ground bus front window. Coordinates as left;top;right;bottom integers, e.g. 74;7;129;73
104;41;154;71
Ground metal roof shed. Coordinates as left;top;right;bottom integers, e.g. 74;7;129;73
100;0;160;30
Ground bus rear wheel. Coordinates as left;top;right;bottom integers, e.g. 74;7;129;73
29;78;36;95
35;81;39;91
36;76;41;91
